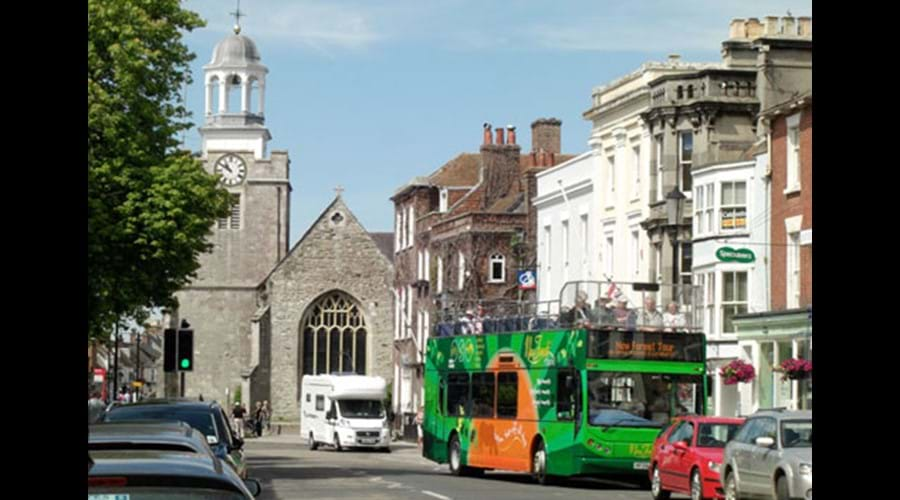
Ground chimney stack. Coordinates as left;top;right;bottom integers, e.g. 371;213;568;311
495;127;505;145
729;18;745;39
781;16;796;36
531;118;562;155
483;123;493;145
507;125;516;145
745;18;763;39
798;17;812;37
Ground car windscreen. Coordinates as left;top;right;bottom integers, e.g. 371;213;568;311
781;420;812;448
587;372;704;428
105;408;218;439
88;487;245;500
338;400;385;419
696;423;742;448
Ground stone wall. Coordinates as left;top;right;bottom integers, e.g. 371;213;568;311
266;197;394;421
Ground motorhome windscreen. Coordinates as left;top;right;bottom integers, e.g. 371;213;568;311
338;400;384;419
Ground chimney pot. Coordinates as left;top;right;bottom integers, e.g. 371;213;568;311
496;127;505;145
797;17;811;37
507;125;516;145
781;16;796;35
483;123;493;145
729;18;745;39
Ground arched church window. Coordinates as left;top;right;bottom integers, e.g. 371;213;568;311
301;291;368;375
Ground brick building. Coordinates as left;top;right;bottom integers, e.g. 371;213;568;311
389;120;575;437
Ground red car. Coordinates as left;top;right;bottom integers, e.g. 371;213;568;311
649;416;745;500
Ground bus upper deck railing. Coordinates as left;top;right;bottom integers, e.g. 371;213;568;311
430;281;702;338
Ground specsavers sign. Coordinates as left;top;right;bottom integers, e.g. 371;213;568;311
716;246;755;263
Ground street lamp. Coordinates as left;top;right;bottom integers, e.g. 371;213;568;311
665;188;686;299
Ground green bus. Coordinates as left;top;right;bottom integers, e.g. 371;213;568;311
423;281;706;485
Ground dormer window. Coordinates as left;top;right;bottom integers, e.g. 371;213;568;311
439;188;449;213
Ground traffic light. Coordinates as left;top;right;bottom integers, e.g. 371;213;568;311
177;328;194;371
164;329;177;372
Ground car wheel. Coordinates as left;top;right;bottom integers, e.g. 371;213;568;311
532;440;554;485
334;433;343;451
651;465;671;500
691;469;704;500
724;471;739;500
448;435;463;476
776;475;790;500
309;432;318;451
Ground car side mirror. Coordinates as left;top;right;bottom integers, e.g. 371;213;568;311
231;435;244;449
243;478;262;497
755;436;775;448
674;440;689;451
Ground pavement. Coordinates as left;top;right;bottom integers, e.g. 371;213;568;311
242;432;693;500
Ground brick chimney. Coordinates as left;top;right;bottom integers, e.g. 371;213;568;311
531;118;561;155
781;16;796;36
480;122;521;210
797;17;812;37
483;123;493;145
729;18;746;39
764;16;779;36
745;18;763;39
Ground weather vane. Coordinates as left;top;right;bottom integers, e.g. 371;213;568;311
334;185;345;197
230;0;246;34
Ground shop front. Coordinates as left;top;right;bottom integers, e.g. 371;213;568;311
733;308;812;413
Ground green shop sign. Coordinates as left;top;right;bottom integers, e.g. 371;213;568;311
716;246;755;263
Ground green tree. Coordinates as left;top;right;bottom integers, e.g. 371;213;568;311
88;0;232;341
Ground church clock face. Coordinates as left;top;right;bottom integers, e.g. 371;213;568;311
215;154;248;186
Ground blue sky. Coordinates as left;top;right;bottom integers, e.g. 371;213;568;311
181;0;811;243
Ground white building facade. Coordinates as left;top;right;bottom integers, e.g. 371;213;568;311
690;156;769;416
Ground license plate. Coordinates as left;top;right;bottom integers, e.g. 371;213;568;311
360;439;377;444
633;461;650;470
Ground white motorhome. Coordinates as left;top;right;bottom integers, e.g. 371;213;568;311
300;374;391;452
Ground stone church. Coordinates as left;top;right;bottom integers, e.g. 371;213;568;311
173;26;394;422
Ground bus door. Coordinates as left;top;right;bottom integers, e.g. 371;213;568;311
427;374;448;462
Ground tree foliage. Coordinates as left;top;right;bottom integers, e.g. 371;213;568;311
88;0;232;341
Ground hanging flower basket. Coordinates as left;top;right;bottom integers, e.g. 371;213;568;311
779;358;812;381
720;359;755;385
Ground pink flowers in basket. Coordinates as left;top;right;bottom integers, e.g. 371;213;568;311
720;359;755;385
779;358;812;381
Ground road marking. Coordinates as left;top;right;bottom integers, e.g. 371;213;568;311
422;490;452;500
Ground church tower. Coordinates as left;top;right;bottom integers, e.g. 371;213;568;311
173;14;291;405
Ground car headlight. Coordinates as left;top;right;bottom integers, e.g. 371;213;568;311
707;461;721;473
799;463;812;476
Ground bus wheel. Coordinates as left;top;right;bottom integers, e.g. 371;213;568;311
532;440;553;485
309;432;318;451
334;433;343;452
448;435;463;476
651;465;670;499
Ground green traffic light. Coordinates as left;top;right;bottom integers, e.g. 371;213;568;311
181;359;190;369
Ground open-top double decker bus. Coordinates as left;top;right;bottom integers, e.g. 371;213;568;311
423;281;706;485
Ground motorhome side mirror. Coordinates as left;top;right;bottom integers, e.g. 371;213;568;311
327;410;336;420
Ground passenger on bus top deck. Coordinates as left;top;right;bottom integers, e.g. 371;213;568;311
592;297;614;326
663;302;687;331
572;291;592;327
638;296;663;331
613;299;635;327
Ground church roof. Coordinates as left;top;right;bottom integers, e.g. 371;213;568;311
208;33;262;67
368;233;395;263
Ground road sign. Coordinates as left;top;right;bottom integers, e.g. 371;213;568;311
716;246;755;263
518;270;536;290
131;380;144;388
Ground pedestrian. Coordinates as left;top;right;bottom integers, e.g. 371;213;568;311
254;402;264;437
416;405;424;448
262;400;272;434
232;402;246;439
88;391;105;424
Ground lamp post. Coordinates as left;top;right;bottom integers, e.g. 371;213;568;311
665;188;686;302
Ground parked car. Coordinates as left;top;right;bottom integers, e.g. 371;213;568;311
650;415;745;500
102;399;248;479
721;409;812;500
89;420;217;458
88;449;261;499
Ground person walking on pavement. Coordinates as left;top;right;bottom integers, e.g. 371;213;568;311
88;391;105;424
232;403;246;439
262;400;272;435
416;405;425;448
253;402;264;437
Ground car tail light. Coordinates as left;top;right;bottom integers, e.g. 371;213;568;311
88;477;128;487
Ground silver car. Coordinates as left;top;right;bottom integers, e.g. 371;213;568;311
721;409;812;500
